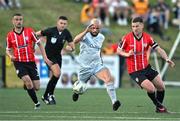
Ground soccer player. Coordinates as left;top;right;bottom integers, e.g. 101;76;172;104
117;17;175;113
6;13;52;109
36;16;75;105
72;18;121;111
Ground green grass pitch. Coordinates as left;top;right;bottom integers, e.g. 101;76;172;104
0;88;180;120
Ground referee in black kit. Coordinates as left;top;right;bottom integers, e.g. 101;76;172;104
36;16;75;105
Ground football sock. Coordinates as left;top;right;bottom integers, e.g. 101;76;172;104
49;75;59;95
147;92;162;107
156;90;165;104
44;75;59;97
27;88;38;104
106;82;117;104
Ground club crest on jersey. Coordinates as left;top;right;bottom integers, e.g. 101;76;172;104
143;43;147;48
25;36;29;41
135;77;139;82
51;37;57;44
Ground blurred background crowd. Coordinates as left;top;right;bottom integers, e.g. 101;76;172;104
74;0;180;42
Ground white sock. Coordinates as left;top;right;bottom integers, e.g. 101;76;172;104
106;82;117;104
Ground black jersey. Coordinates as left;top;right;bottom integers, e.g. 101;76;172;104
41;27;73;57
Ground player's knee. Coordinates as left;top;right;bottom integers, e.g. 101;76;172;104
23;80;33;89
34;87;40;91
25;83;33;89
147;88;156;93
105;76;112;83
157;85;165;91
53;72;60;78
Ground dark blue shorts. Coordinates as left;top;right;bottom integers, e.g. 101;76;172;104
129;64;159;85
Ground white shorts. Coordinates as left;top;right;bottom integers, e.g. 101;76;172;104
78;64;107;83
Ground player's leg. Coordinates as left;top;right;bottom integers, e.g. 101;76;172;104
27;62;41;109
141;79;166;111
152;74;165;104
145;66;168;113
43;64;60;105
95;67;121;111
152;75;167;113
72;67;91;102
32;80;41;109
33;80;40;91
14;62;40;109
22;75;40;109
130;70;164;112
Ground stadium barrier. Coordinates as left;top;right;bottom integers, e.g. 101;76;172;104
35;55;120;88
153;32;180;86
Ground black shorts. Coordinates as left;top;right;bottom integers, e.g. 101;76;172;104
47;55;62;70
13;61;40;80
129;64;159;85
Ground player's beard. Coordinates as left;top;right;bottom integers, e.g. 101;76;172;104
16;23;22;29
90;32;98;37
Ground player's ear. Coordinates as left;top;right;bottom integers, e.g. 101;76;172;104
141;23;144;29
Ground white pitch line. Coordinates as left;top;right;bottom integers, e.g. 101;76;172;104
0;115;180;120
0;111;180;114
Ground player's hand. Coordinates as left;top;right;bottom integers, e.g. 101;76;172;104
65;45;74;52
127;49;134;57
166;59;175;68
9;55;16;61
85;24;93;33
45;58;53;67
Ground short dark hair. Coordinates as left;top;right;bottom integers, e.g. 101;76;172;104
59;16;68;20
13;13;22;17
132;17;143;23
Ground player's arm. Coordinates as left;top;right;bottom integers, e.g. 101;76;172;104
155;46;175;67
6;48;15;61
117;48;133;57
37;42;53;67
73;24;92;44
65;42;75;52
35;30;42;37
31;30;52;67
6;35;16;61
116;37;133;57
64;30;75;52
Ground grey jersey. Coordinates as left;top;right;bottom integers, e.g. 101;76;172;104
78;32;105;68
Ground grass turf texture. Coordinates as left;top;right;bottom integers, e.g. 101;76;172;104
0;88;180;120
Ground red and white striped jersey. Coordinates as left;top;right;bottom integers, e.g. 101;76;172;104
6;27;40;62
119;32;158;74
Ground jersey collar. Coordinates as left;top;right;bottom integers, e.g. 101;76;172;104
133;32;143;41
13;27;24;35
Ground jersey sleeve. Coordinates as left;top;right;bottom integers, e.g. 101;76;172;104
118;36;127;50
65;29;73;43
6;33;12;50
149;36;158;50
41;28;51;36
30;28;40;44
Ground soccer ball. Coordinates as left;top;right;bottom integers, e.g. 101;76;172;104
72;81;87;95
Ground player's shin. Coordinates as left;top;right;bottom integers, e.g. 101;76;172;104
106;82;117;104
44;75;59;97
27;88;38;104
48;75;59;95
147;92;162;107
156;90;165;104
